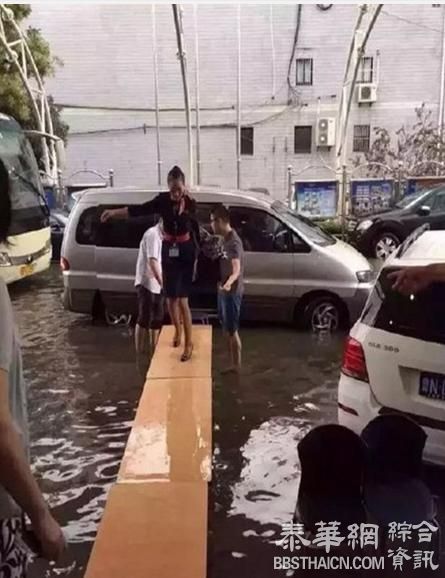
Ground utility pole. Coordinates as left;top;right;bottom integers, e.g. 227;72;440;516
172;4;194;185
152;5;162;186
193;4;201;185
236;4;241;189
438;5;445;173
335;4;382;218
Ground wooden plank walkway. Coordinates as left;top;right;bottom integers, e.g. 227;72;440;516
148;326;212;379
84;482;208;578
84;325;212;578
118;377;212;483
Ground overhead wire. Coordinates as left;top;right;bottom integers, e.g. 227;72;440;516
381;9;441;34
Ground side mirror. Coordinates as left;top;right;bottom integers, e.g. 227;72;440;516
417;205;431;217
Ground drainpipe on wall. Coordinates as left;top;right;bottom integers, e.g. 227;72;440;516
172;4;194;186
236;4;241;190
152;5;162;186
438;5;445;173
193;4;201;185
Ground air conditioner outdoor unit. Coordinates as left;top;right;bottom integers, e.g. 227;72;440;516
316;117;336;148
358;83;377;104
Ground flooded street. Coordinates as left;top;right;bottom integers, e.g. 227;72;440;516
9;266;445;577
10;268;144;577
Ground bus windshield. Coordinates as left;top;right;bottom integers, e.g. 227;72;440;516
0;116;49;236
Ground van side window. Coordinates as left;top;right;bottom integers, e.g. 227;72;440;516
195;203;218;233
229;207;294;253
76;205;158;248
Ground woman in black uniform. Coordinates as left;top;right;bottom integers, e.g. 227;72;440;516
101;166;199;361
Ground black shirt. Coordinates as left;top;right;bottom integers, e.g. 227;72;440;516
128;192;199;241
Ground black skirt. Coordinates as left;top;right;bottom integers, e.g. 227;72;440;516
161;239;196;298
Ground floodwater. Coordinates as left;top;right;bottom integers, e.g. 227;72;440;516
7;266;445;577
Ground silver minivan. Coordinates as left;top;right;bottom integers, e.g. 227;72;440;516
61;187;373;330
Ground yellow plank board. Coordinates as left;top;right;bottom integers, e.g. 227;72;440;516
84;482;208;578
148;325;212;379
118;377;212;482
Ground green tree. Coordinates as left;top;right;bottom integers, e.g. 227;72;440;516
353;104;445;178
0;4;69;149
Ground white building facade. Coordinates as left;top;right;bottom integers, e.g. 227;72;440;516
29;3;445;200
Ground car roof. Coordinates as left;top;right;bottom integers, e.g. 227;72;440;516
387;231;445;267
74;185;274;210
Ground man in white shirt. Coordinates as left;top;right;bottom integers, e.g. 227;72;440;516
135;220;164;354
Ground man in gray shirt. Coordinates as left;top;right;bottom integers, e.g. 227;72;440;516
211;204;244;373
0;159;65;574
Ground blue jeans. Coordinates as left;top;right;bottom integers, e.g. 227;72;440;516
217;290;242;335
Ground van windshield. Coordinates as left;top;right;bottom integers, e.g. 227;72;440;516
272;201;336;246
361;267;445;345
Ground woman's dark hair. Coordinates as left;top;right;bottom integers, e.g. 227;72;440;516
0;159;11;245
167;165;185;183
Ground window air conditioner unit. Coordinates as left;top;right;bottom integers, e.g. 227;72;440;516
358;83;377;104
316;117;336;148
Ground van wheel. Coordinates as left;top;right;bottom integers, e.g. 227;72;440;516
302;297;341;332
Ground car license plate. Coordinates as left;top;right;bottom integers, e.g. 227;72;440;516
419;372;445;401
20;264;35;278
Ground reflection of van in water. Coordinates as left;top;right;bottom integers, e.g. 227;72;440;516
0;115;51;284
61;187;374;331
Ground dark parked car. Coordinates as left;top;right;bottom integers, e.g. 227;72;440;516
50;210;69;261
349;185;445;259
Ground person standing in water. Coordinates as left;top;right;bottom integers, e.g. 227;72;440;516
101;166;199;361
0;159;65;575
134;219;164;355
211;204;244;373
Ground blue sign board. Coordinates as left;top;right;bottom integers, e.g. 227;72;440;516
350;179;393;216
405;177;445;196
295;181;337;219
44;186;56;210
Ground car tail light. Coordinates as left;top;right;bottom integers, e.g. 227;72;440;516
341;337;369;383
60;257;70;271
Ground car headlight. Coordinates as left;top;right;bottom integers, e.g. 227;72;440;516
357;219;374;232
0;252;12;267
356;270;375;283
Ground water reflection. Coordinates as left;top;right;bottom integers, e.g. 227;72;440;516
9;268;143;577
210;326;343;577
10;267;345;577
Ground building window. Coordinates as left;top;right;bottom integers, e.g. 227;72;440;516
353;125;371;153
296;58;313;86
241;127;254;156
294;126;312;154
358;56;374;84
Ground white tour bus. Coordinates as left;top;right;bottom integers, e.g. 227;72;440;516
0;114;51;284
